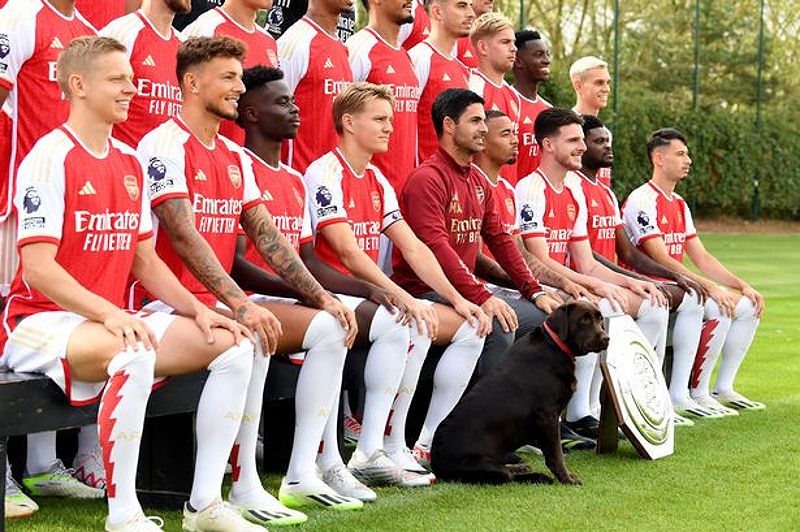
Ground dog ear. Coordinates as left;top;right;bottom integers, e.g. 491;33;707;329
546;301;571;340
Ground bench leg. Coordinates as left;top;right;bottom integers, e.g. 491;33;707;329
136;413;195;510
1;437;6;531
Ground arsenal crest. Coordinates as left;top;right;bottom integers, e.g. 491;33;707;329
505;198;515;216
567;204;577;221
371;190;381;213
293;187;304;207
123;175;140;201
228;165;242;189
475;186;485;204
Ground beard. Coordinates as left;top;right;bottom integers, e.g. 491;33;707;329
165;0;191;14
555;151;582;171
207;101;238;121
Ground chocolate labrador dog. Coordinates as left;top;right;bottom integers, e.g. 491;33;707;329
430;301;609;485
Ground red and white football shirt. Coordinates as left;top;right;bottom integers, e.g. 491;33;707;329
622;180;697;263
183;7;278;145
469;69;521;183
455;36;478;68
100;11;183;147
347;27;420;194
239;147;311;273
304;149;403;274
2;125;151;339
565;170;621;262
473;164;518;259
0;0;95;199
0;103;11;220
515;168;588;266
278;17;352;174
75;0;125;29
136;117;262;306
398;0;429;51
513;87;551;181
409;41;469;164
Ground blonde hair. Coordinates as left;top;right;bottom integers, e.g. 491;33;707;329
569;56;608;81
469;12;514;47
332;82;395;134
56;36;127;98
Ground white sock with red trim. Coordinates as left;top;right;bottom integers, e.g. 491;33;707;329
669;292;704;403
228;346;270;504
415;321;483;449
101;347;155;527
714;297;759;394
689;300;732;400
384;328;431;453
285;313;347;483
189;341;253;512
356;307;409;457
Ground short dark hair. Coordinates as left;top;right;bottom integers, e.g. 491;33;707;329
581;114;605;136
647;128;688;164
533;108;584;146
431;88;484;138
484;109;507;122
515;29;542;49
235;66;284;126
176;36;246;85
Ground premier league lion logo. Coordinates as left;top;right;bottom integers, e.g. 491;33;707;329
0;34;10;59
637;210;653;231
148;157;167;181
22;187;41;214
316;186;333;207
520;204;535;222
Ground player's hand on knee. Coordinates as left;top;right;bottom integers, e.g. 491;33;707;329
368;286;399;314
675;275;708;305
709;286;737;318
402;297;438;339
235;301;282;355
192;304;253;346
321;295;358;348
593;283;628;314
533;293;561;314
104;310;157;351
452;297;491;337
481;296;518;333
741;285;766;318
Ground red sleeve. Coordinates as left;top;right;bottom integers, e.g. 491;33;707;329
481;184;543;300
402;167;492;305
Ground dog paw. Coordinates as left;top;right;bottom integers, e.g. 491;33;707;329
557;472;582;485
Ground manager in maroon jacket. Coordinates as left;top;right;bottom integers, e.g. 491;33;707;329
392;88;560;376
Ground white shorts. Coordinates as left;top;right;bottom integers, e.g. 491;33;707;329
2;310;176;405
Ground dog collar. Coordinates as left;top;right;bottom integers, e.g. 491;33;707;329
543;321;574;359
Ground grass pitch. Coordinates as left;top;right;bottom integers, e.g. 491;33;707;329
7;232;800;531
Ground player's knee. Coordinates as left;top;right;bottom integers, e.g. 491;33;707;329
306;311;348;350
452;320;485;351
371;305;410;347
597;297;617;317
734;296;757;320
207;339;254;385
106;346;156;381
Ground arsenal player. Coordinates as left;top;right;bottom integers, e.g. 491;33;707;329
453;0;490;68
623;128;765;413
277;0;354;173
569;55;612;186
467;12;520;183
567;115;715;425
100;0;188;147
1;35;255;532
347;0;420;194
408;0;472;164
512;29;552;180
183;0;279;145
395;88;559;380
304;82;490;470
515;108;668;431
398;0;428;50
136;36;361;521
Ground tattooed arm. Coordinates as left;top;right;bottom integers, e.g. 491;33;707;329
153;197;283;353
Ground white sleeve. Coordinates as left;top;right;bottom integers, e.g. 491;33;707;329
683;200;697;238
237;147;262;207
468;72;485;97
138;177;153;237
136;134;189;205
304;158;347;232
622;191;661;246
409;44;430;91
606;187;623;227
0;7;36;89
98;15;140;53
567;182;588;240
346;35;373;82
14;141;69;245
300;183;313;242
277;31;310;93
374;167;403;231
515;176;546;238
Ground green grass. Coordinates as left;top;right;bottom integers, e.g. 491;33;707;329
8;233;800;531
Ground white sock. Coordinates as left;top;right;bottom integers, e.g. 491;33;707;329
669;292;704;403
635;298;669;351
415;321;483;449
285;313;348;482
690;299;732;398
355;306;409;457
385;327;431;453
589;364;604;418
342;390;354;419
25;431;57;476
76;425;100;457
189;341;253;512
714;297;760;394
101;347;156;526
566;352;597;422
229;347;270;503
316;393;344;472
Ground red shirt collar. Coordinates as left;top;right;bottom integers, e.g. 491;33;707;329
435;147;471;177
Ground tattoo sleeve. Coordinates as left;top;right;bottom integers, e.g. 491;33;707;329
240;204;328;306
515;236;573;288
152;198;248;308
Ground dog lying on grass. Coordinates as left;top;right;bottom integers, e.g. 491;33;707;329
431;301;609;485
